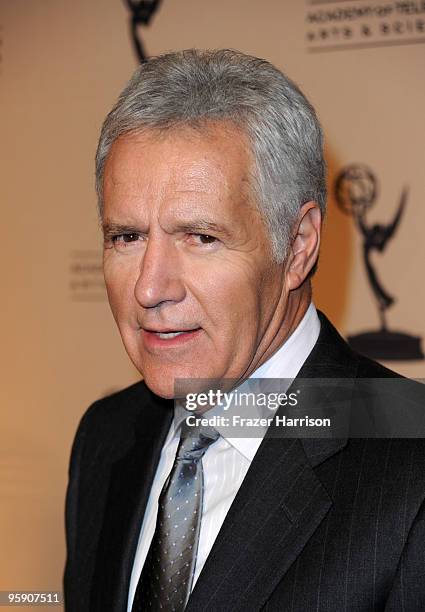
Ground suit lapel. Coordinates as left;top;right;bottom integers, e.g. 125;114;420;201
186;435;337;611
90;387;174;612
186;311;359;611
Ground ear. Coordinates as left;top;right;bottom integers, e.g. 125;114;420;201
286;201;322;291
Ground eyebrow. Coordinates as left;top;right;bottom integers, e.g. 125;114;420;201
102;222;143;239
102;219;233;240
175;220;233;239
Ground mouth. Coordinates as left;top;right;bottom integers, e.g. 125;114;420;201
141;327;203;347
155;331;187;339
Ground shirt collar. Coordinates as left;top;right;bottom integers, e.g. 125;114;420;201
172;302;321;460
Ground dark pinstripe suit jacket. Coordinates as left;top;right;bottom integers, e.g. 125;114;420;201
64;311;425;611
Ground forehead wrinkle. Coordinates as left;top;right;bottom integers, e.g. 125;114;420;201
108;123;253;199
104;123;261;235
104;169;168;224
167;161;228;197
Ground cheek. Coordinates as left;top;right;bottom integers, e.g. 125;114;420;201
103;257;138;321
207;258;281;340
195;264;261;339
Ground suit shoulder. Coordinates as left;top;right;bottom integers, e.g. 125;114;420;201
79;379;148;430
354;351;404;378
72;379;173;455
67;380;161;474
315;310;406;379
71;380;157;457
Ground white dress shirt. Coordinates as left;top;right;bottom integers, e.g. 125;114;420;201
127;302;321;611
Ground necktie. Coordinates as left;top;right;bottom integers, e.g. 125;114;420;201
132;422;220;612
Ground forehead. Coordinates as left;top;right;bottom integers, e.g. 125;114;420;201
102;122;255;206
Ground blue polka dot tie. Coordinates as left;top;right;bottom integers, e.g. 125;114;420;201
132;422;220;611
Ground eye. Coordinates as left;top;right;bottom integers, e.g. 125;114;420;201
114;233;139;243
109;233;143;249
191;234;218;245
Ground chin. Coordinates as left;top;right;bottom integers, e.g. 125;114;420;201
142;377;177;399
142;374;210;400
141;363;223;400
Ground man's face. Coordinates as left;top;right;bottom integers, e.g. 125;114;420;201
102;123;290;398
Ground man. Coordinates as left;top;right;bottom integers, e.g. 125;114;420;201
64;49;425;611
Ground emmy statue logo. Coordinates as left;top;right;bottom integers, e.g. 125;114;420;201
334;164;424;361
123;0;162;63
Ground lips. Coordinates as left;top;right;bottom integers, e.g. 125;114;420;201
141;326;203;348
156;331;186;339
143;326;201;335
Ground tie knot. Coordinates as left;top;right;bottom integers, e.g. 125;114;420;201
176;421;220;461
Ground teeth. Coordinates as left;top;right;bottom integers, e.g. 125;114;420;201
157;331;185;339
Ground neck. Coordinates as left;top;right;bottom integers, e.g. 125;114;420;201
244;282;312;380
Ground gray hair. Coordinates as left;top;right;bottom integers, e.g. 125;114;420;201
95;48;326;263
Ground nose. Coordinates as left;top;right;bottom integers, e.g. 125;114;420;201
134;235;186;309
